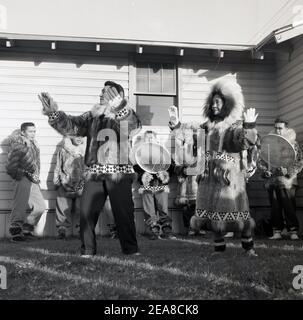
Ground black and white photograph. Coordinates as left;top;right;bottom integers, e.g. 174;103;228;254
0;0;303;306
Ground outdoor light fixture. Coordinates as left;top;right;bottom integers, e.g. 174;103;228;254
136;45;143;54
5;40;14;47
252;50;264;60
213;49;224;58
51;41;56;50
96;43;101;52
177;48;184;56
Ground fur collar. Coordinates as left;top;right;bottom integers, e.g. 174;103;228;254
202;80;245;132
63;137;86;157
8;131;39;149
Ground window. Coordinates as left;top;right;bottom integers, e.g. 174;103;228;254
135;62;177;126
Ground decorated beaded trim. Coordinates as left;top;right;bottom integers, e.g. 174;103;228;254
196;209;250;221
116;107;129;120
205;151;236;163
142;185;167;192
85;164;134;174
48;111;60;122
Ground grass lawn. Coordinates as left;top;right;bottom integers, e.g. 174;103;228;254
0;234;303;300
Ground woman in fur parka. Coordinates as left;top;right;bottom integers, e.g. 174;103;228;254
169;80;259;255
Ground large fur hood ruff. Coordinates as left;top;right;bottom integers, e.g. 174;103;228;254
203;80;245;132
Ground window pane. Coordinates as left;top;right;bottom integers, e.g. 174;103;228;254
136;62;176;94
136;62;149;92
149;63;162;93
136;95;176;126
162;63;175;93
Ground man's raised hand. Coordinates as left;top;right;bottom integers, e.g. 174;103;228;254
38;92;58;115
103;87;123;110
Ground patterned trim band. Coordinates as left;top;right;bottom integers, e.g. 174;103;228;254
116;107;129;120
140;185;168;193
48;111;61;122
205;151;236;163
85;164;134;175
196;209;250;221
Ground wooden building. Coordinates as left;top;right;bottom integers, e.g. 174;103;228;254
0;0;303;237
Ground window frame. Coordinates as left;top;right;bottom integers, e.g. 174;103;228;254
129;54;180;130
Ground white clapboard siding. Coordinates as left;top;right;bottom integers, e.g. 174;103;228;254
180;60;277;128
277;37;303;145
276;36;303;221
0;56;129;221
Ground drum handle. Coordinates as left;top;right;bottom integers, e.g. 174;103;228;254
267;144;271;172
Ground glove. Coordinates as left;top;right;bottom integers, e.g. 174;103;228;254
157;171;169;184
142;172;153;188
38;92;59;115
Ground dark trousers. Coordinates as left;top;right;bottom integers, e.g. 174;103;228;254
80;176;138;255
268;187;299;232
142;191;171;228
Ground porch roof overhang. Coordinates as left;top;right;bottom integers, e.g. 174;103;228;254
0;32;254;52
255;21;303;51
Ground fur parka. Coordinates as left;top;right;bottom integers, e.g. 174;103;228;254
170;80;258;233
48;101;141;182
6;131;40;183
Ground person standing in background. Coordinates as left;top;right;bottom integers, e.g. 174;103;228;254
258;119;303;240
53;136;86;239
6;122;46;241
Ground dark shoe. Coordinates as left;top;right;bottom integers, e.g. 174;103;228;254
11;234;26;242
147;233;158;240
9;226;26;242
9;226;22;236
